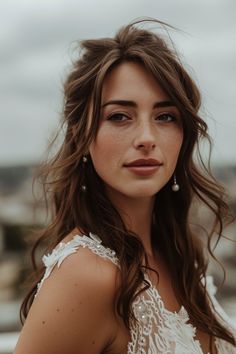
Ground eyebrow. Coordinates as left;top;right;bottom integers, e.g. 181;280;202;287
101;99;176;109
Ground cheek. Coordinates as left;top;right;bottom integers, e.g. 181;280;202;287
163;129;183;163
89;127;124;165
174;130;184;154
174;131;183;156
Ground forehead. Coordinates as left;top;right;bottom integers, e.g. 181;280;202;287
101;61;170;103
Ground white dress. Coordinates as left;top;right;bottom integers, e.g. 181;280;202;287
36;233;236;354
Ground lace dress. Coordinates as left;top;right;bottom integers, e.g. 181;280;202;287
36;233;236;354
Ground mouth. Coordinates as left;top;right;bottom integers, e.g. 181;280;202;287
123;159;162;176
124;158;162;167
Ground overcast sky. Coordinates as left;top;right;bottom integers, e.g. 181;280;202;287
0;0;235;166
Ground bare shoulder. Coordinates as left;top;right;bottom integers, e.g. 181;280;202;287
39;244;120;301
14;240;121;354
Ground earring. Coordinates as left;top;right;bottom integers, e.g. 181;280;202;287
81;155;88;192
81;185;87;192
171;174;180;192
82;156;88;163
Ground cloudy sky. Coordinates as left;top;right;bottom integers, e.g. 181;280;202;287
0;0;235;166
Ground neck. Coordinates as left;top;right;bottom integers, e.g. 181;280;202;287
106;187;156;256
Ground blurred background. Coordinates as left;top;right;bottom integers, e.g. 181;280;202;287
0;0;235;352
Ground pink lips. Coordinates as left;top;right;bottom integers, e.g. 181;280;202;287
124;158;161;167
124;159;162;176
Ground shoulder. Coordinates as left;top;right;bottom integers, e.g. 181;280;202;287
45;242;120;297
37;231;120;294
14;236;121;354
36;244;120;323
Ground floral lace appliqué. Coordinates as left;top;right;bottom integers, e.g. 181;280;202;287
127;274;236;354
35;232;119;296
36;234;236;353
128;275;202;354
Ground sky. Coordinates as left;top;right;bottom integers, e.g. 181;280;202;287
0;0;235;166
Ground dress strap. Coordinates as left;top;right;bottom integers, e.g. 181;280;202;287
35;233;119;296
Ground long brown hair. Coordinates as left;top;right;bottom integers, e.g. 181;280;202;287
21;19;235;346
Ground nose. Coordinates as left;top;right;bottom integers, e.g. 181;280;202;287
133;121;156;152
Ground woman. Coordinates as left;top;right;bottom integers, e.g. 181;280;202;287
14;20;236;353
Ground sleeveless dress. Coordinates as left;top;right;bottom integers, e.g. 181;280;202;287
36;233;236;354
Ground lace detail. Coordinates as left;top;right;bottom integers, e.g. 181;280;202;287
128;273;236;354
204;276;236;354
35;232;119;296
128;274;203;354
36;233;236;353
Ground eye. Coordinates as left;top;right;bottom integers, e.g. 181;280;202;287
107;113;130;122
156;113;177;122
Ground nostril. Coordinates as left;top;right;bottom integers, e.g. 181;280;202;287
137;142;156;149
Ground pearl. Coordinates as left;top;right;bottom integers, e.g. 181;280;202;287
141;337;146;345
137;303;145;313
82;156;88;163
81;185;86;192
172;183;180;192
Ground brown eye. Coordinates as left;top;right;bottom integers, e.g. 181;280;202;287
156;113;176;122
107;113;129;122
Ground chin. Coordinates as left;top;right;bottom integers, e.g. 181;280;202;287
122;187;160;199
105;182;163;200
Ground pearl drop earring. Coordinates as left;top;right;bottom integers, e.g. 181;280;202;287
81;155;88;192
171;174;180;192
81;185;87;192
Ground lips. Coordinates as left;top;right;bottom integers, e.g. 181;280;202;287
124;159;162;167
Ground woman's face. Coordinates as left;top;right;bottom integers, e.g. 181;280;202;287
89;61;183;200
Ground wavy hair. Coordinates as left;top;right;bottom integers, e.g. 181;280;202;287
21;19;235;347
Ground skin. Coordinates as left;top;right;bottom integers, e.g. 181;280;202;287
14;61;213;354
89;61;183;256
89;62;213;353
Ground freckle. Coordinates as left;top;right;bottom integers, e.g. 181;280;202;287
71;308;75;312
42;321;46;325
92;340;95;345
79;301;82;305
56;308;60;312
74;283;78;287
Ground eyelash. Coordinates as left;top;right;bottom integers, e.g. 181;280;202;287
107;113;130;121
157;113;177;122
107;112;177;122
